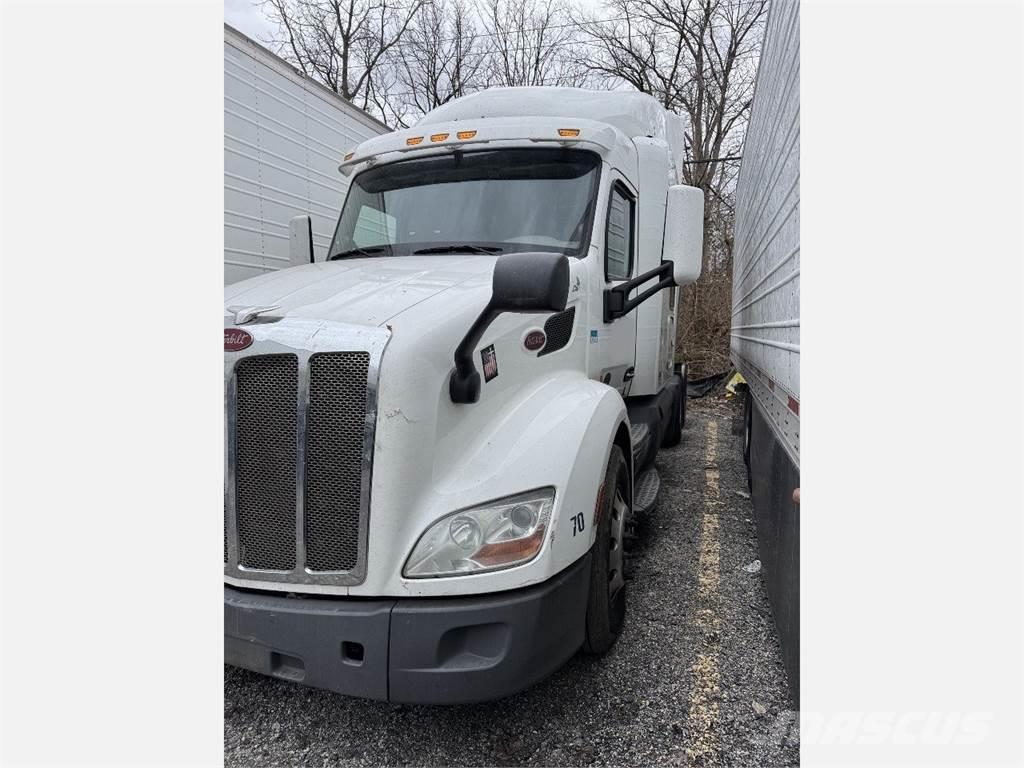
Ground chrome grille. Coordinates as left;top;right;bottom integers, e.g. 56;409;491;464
223;321;387;591
305;352;370;571
234;355;298;571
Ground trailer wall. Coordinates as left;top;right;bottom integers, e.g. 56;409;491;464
730;0;800;703
223;25;388;284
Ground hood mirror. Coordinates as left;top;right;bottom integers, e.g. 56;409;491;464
450;252;570;404
289;215;315;267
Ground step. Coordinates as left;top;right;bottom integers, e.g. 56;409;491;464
634;466;661;515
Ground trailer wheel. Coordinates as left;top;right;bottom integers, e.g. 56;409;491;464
743;391;753;492
583;444;629;654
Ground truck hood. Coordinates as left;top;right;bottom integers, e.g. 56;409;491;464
224;255;496;327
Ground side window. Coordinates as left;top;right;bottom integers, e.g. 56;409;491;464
605;184;634;281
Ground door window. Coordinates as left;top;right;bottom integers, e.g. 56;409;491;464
605;184;634;281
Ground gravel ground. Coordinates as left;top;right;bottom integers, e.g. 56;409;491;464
225;395;798;767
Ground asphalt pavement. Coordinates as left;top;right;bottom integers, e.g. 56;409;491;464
225;395;799;767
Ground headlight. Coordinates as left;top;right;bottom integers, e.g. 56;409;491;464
403;488;554;578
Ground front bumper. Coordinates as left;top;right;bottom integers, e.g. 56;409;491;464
224;554;591;704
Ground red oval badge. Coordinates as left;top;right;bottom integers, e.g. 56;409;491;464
524;329;546;352
224;328;253;352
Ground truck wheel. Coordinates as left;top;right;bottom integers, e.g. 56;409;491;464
583;445;629;654
680;377;688;429
661;376;684;447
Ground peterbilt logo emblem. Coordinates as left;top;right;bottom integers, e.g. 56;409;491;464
523;329;546;352
224;328;253;352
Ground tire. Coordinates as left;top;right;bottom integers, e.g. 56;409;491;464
743;391;753;492
680;377;688;429
678;363;688;430
661;375;684;447
583;444;630;655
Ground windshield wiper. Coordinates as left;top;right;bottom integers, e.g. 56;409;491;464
329;246;388;261
413;244;503;255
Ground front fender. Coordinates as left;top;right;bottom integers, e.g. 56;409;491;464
392;371;628;597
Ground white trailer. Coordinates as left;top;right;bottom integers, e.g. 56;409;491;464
223;87;704;702
223;24;388;284
730;0;800;701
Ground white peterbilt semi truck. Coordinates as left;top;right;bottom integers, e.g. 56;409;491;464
224;87;703;703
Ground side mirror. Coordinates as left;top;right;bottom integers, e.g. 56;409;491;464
490;251;570;313
450;252;569;404
664;185;704;286
289;215;315;267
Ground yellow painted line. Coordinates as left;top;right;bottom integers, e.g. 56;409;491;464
685;419;722;764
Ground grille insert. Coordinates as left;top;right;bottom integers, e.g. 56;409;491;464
225;326;386;588
234;354;298;570
304;352;370;572
539;306;575;356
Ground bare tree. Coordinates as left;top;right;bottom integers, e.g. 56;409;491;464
373;0;487;126
368;0;591;125
480;0;589;87
579;0;766;202
578;0;767;375
263;0;428;112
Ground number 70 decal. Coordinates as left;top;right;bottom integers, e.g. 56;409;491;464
570;512;586;536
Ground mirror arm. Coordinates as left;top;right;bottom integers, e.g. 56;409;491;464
449;251;569;405
603;260;675;323
449;300;500;405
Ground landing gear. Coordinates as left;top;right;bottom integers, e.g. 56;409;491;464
583;445;630;654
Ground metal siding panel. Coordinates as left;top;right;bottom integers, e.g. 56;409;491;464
224;28;388;283
731;0;800;466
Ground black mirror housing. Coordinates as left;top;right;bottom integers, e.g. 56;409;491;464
490;252;570;313
450;252;570;404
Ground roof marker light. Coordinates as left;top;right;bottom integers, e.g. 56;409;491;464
430;132;450;142
457;130;477;140
558;128;581;138
406;136;424;146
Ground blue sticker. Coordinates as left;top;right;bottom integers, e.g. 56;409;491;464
590;330;599;344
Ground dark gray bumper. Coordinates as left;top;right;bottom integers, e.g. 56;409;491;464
225;554;591;704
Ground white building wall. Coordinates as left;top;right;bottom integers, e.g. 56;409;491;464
223;25;389;284
731;0;800;466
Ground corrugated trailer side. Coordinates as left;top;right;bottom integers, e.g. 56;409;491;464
223;25;389;284
730;0;800;703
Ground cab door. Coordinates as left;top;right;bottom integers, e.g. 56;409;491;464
590;174;638;396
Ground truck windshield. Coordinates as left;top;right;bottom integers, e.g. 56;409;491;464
329;148;601;260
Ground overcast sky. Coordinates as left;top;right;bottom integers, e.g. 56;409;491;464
224;0;277;43
225;0;609;46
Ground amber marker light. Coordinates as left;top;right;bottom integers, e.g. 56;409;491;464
430;132;450;142
456;130;477;140
473;527;546;568
558;128;581;137
406;136;424;146
343;151;354;161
